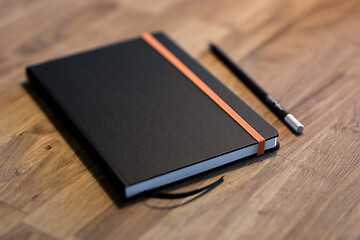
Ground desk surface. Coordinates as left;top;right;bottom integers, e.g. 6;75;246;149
0;0;359;239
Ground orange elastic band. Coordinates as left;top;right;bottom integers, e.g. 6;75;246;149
142;33;265;155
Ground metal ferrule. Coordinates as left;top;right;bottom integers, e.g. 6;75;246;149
284;114;304;133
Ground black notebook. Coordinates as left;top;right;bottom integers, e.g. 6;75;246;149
27;32;278;198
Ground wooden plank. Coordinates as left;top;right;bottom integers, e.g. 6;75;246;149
0;222;57;240
0;87;96;214
23;173;113;239
0;201;25;236
185;0;338;59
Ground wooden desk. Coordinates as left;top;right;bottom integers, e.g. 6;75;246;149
0;0;359;239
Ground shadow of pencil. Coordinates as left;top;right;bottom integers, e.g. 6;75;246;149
23;81;278;209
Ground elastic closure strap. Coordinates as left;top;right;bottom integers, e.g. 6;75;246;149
142;33;265;155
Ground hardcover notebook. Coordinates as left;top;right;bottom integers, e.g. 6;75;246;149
27;32;278;198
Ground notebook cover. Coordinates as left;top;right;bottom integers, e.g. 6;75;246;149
27;32;278;193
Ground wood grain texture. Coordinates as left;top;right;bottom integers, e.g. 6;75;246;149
0;0;359;239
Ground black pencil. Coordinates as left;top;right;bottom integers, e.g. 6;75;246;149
209;43;304;134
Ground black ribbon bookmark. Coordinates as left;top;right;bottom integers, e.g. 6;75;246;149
145;176;224;199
